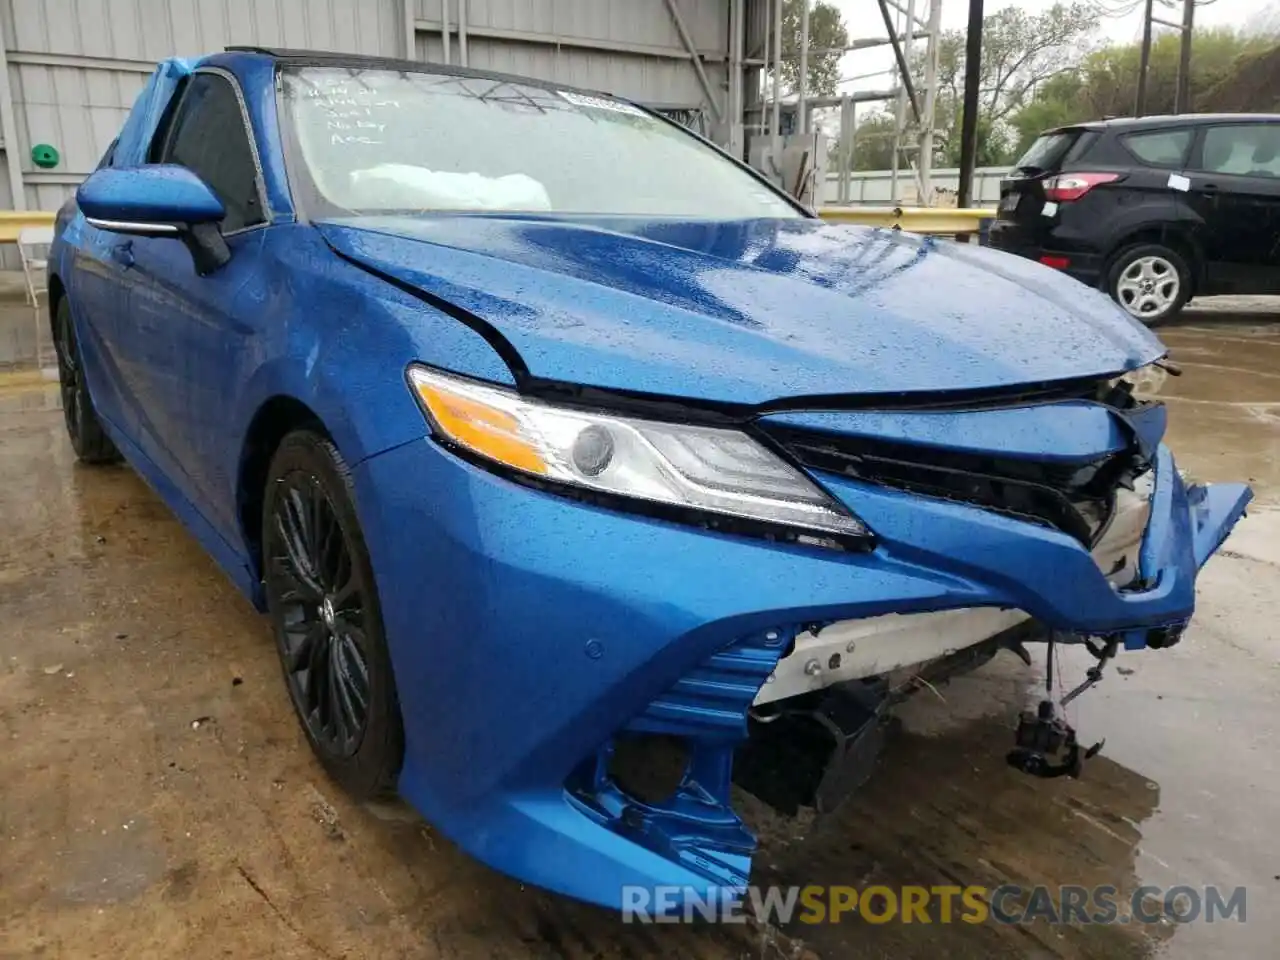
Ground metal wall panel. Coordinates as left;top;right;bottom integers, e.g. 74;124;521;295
11;63;147;207
415;0;726;54
416;34;722;108
0;0;402;61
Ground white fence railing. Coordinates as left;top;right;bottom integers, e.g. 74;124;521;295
823;166;1009;207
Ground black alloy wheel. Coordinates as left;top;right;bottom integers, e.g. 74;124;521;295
262;430;402;798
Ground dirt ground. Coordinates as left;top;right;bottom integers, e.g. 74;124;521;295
1;300;1277;959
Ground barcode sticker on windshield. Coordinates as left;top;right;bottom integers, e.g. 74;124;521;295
558;90;648;118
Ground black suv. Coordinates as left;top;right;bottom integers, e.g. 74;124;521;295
989;114;1280;325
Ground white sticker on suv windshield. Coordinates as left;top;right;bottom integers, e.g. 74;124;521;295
1168;173;1191;191
558;90;648;118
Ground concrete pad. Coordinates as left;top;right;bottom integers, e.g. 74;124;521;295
0;315;1277;958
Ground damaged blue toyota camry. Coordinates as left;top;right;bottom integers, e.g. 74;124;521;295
49;48;1251;912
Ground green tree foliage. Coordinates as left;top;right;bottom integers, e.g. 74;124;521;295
1008;28;1278;158
778;0;850;98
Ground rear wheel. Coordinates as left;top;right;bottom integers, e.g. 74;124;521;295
1105;243;1190;327
53;297;120;464
262;430;404;799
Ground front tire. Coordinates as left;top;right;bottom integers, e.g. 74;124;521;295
1105;243;1190;327
53;297;120;464
262;429;404;800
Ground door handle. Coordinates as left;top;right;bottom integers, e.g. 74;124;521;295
1201;183;1219;193
109;241;134;268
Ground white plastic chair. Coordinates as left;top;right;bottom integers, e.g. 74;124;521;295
18;225;55;372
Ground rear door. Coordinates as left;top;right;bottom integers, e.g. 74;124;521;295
1185;120;1280;294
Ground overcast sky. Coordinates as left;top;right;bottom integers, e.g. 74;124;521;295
826;0;1280;96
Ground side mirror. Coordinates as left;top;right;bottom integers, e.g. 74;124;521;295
77;165;231;274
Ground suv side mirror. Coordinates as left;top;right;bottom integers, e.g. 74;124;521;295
77;165;231;274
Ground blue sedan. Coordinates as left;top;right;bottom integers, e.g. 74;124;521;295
49;47;1251;912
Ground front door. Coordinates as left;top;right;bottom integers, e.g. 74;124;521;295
115;68;271;544
1188;121;1280;295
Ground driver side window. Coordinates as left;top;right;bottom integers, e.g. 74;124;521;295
157;73;265;233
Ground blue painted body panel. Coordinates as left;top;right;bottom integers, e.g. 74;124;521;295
49;50;1253;912
317;215;1164;404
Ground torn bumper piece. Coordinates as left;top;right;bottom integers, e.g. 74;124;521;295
353;434;1250;912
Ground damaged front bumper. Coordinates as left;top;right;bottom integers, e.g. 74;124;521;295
353;422;1250;912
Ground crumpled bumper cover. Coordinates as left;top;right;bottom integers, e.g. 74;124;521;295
352;428;1250;911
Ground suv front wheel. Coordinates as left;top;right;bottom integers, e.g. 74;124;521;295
1105;243;1191;327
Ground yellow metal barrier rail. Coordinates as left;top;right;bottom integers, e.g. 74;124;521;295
0;210;56;243
0;208;995;242
819;205;996;235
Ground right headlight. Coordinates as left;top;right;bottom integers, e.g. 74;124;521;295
407;365;871;545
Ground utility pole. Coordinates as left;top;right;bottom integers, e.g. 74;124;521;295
1135;0;1153;116
1175;0;1195;113
957;0;984;208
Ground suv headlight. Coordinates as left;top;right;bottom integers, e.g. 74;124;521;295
1112;361;1168;399
408;366;871;545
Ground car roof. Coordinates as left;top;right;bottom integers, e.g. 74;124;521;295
1050;113;1280;134
218;45;627;103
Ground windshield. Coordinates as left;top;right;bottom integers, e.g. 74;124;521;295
1012;131;1080;174
281;67;800;220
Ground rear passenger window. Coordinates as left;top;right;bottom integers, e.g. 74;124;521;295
1121;129;1192;167
1200;124;1280;178
158;72;265;232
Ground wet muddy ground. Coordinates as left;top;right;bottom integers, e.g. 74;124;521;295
1;302;1277;959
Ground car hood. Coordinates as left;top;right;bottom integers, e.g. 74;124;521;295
317;215;1164;406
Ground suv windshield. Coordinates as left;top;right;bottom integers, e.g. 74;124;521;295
281;66;800;220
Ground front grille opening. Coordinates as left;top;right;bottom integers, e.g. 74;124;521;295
768;428;1144;546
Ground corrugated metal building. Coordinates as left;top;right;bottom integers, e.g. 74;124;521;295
0;0;745;212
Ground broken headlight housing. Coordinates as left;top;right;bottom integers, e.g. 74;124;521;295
1111;361;1169;400
407;365;871;544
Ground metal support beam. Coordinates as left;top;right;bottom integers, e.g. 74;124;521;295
890;0;914;201
458;0;469;66
771;0;782;164
884;0;931;29
730;0;745;158
403;0;416;59
917;0;942;205
877;0;920;122
440;0;450;64
0;18;27;211
663;0;723;122
957;0;984;209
